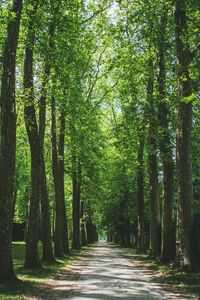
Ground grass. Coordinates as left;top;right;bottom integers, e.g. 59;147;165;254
0;242;88;300
125;247;200;296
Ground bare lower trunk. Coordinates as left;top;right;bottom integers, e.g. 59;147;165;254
161;159;174;262
24;146;41;268
125;220;131;248
136;134;146;252
58;110;70;255
72;157;81;250
148;142;160;257
86;219;98;244
39;66;54;262
51;97;64;257
40;155;54;261
81;222;87;246
0;0;23;281
81;201;87;246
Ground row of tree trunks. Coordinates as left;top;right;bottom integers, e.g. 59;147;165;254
71;159;97;249
86;220;98;244
134;2;195;268
133;1;194;269
0;0;23;281
118;190;131;248
71;161;100;248
107;198;131;247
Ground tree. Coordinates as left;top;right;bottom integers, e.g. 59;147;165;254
136;131;146;252
0;0;23;281
157;7;174;263
39;64;55;262
174;0;194;270
71;153;81;250
146;54;161;258
23;0;42;269
51;95;65;257
58;108;70;254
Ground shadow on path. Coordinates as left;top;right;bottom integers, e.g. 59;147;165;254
27;242;197;300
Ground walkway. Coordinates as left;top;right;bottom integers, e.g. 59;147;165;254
29;241;197;300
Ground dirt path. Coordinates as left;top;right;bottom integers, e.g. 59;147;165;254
28;241;198;300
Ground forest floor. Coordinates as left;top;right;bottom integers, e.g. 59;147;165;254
24;241;199;300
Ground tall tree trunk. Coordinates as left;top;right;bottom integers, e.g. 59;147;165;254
24;1;41;269
80;201;87;246
51;97;64;257
58;110;70;255
136;133;146;252
38;2;59;261
86;218;97;244
147;57;161;258
118;205;126;246
118;190;130;247
174;0;194;270
124;190;131;248
0;0;23;281
157;10;174;263
72;156;81;250
39;66;55;262
125;220;131;248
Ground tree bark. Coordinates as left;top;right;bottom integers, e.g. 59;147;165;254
39;65;55;262
136;133;146;252
86;219;98;244
0;0;23;281
147;57;161;258
125;220;131;248
174;0;194;270
80;201;87;246
24;1;41;269
117;187;130;247
72;157;81;250
51;97;64;257
58;110;70;255
157;10;174;263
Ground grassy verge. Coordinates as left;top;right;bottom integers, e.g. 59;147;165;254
0;242;89;300
125;247;200;296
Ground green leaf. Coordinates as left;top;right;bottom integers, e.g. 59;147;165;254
11;12;16;19
181;93;195;103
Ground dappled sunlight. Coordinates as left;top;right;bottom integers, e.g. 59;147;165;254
25;242;195;300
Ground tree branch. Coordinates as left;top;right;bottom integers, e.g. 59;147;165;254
82;5;110;25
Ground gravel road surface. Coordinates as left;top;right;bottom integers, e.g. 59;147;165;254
27;241;198;300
